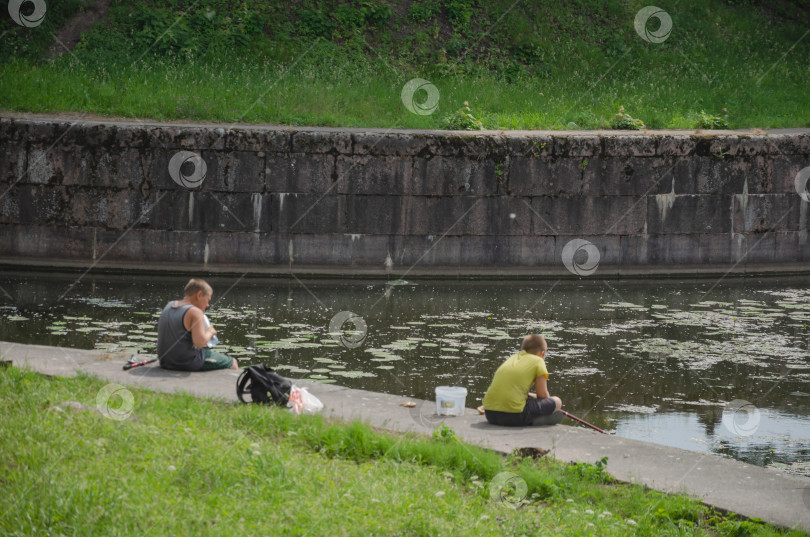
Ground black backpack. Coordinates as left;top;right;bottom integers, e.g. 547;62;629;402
236;365;292;406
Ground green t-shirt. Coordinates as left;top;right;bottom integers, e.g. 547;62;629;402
481;350;549;413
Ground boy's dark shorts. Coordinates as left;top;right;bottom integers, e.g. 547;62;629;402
484;397;558;427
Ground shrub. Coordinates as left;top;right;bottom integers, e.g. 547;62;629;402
611;106;645;130
441;0;477;30
408;1;442;23
442;101;484;130
697;109;730;129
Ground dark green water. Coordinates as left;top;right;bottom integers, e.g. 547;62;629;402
1;271;809;475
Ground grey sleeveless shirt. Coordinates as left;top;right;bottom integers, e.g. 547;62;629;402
157;301;204;371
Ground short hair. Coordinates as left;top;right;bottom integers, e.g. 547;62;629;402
184;278;212;298
521;334;547;355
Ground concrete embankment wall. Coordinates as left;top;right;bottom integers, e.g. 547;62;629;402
1;116;809;276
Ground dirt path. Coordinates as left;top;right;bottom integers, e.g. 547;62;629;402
45;0;110;59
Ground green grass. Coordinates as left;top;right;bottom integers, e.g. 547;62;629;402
0;0;808;129
0;366;807;536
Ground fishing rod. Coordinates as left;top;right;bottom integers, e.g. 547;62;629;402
560;410;609;435
123;356;157;371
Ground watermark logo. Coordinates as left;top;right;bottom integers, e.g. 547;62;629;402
795;166;810;202
721;399;760;436
8;0;46;27
488;471;528;509
634;6;672;44
168;151;207;189
408;398;448;429
95;383;134;421
401;78;440;116
328;311;368;349
561;239;600;276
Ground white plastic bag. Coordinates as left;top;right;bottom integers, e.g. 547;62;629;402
288;385;324;415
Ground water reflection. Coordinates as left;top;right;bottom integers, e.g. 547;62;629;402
1;271;809;474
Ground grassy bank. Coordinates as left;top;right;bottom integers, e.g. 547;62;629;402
0;366;806;537
0;0;808;129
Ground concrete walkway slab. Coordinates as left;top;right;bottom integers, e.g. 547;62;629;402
2;341;808;531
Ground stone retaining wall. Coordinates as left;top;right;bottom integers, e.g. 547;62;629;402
1;117;809;275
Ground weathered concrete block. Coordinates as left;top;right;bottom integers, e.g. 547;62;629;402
345;195;404;234
504;134;553;159
0;185;23;224
69;189;144;230
352;133;428;156
460;236;556;266
411;156;499;196
583;157;675;196
391;234;461;266
425;133;508;158
224;128;289;153
0;223;94;260
112;124;147;149
275;233;354;265
403;196;468;235
742;231;777;264
645;234;701;265
708;136;739;157
97;148;148;190
553;235;621;270
336;155;410;195
532;196;645;235
620;235;650;265
22;121;60;145
689;156;749;195
736;135;768;157
766;134;808;156
470;197;532;236
292;131;352;154
549;136;571;157
152;191;266;233
199;150;265;192
771;155;810;195
739;156;774;194
93;228;207;264
24;145;64;185
341;233;391;266
795;133;810;155
0;118;15;143
203;231;279;265
657;136;695;156
272;192;344;234
509;157;584;196
646;194;730;234
603;135;656;157
698;233;734;264
406;196;531;236
732;194;800;233
567;136;602;157
146;149;179;191
0;142;28;186
1;185;68;226
269;153;334;193
763;231;805;263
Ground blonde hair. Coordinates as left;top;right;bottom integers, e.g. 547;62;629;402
521;334;547;355
184;278;212;298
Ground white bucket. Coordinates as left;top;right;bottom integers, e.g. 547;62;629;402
435;386;467;416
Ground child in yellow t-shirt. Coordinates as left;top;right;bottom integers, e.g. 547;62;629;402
481;334;563;426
